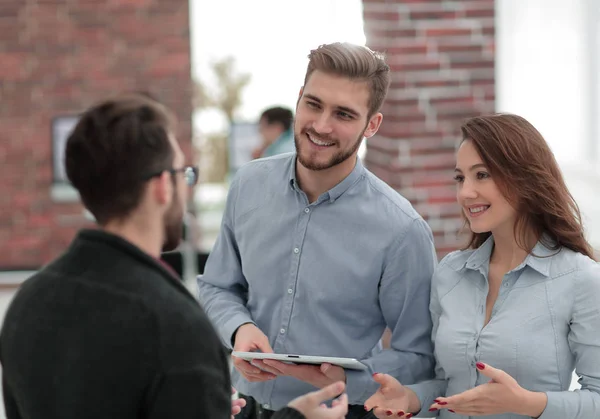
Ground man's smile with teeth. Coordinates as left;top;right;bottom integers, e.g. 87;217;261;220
308;133;334;147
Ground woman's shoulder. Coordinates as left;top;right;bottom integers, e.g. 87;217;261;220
438;248;475;270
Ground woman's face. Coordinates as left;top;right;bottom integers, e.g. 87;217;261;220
454;140;517;235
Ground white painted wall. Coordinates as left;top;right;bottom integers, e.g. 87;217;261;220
496;0;600;250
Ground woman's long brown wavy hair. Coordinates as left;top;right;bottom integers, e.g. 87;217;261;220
459;113;596;260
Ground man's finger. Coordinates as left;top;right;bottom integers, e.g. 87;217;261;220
308;381;346;405
245;372;277;382
320;363;339;379
257;336;274;353
329;393;348;416
234;361;277;381
252;360;282;375
262;359;294;374
233;358;275;376
233;359;262;375
231;399;246;410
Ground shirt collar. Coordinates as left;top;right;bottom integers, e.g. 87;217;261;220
524;237;559;276
288;156;365;202
464;235;494;271
463;234;557;277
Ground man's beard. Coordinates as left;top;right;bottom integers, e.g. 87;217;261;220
161;189;184;252
294;127;365;171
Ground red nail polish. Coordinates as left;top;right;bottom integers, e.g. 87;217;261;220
397;412;405;417
428;408;438;412
449;410;455;413
438;401;448;405
434;399;440;403
406;414;413;419
476;362;485;370
387;411;393;416
372;373;379;378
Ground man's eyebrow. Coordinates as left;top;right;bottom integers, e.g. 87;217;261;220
304;94;361;117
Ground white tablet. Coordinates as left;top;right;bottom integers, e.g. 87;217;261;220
231;351;368;371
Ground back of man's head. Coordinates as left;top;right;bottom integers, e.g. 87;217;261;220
260;106;293;131
65;94;176;225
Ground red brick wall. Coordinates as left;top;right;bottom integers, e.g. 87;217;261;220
0;0;193;269
363;0;495;258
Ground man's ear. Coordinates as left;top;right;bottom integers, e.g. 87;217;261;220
296;87;304;108
152;171;173;207
363;113;383;138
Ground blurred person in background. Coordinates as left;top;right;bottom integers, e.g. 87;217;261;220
197;42;437;419
252;106;295;159
364;114;600;419
0;93;348;419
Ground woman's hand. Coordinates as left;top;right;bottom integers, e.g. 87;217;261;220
364;373;421;418
429;362;547;417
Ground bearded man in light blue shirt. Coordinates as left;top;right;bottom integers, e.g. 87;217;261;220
198;42;437;419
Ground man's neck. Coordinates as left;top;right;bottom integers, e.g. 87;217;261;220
103;218;163;259
295;156;357;203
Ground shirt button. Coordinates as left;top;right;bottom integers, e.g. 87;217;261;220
503;282;509;287
280;328;286;334
287;288;293;294
263;404;270;409
293;247;299;254
304;208;310;213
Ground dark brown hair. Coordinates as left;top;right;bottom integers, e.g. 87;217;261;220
460;113;595;259
65;94;176;225
260;106;293;131
303;42;390;119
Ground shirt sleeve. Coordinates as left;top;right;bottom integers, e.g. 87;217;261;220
2;373;21;419
146;364;231;419
538;260;600;419
345;218;438;404
408;257;451;417
196;175;255;349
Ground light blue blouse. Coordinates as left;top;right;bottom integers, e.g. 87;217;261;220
408;236;600;419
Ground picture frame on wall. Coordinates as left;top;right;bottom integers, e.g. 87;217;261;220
51;115;79;185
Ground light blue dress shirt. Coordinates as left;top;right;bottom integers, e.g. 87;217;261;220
197;153;437;410
408;236;600;419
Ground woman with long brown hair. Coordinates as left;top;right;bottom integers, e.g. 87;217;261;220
364;114;600;418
